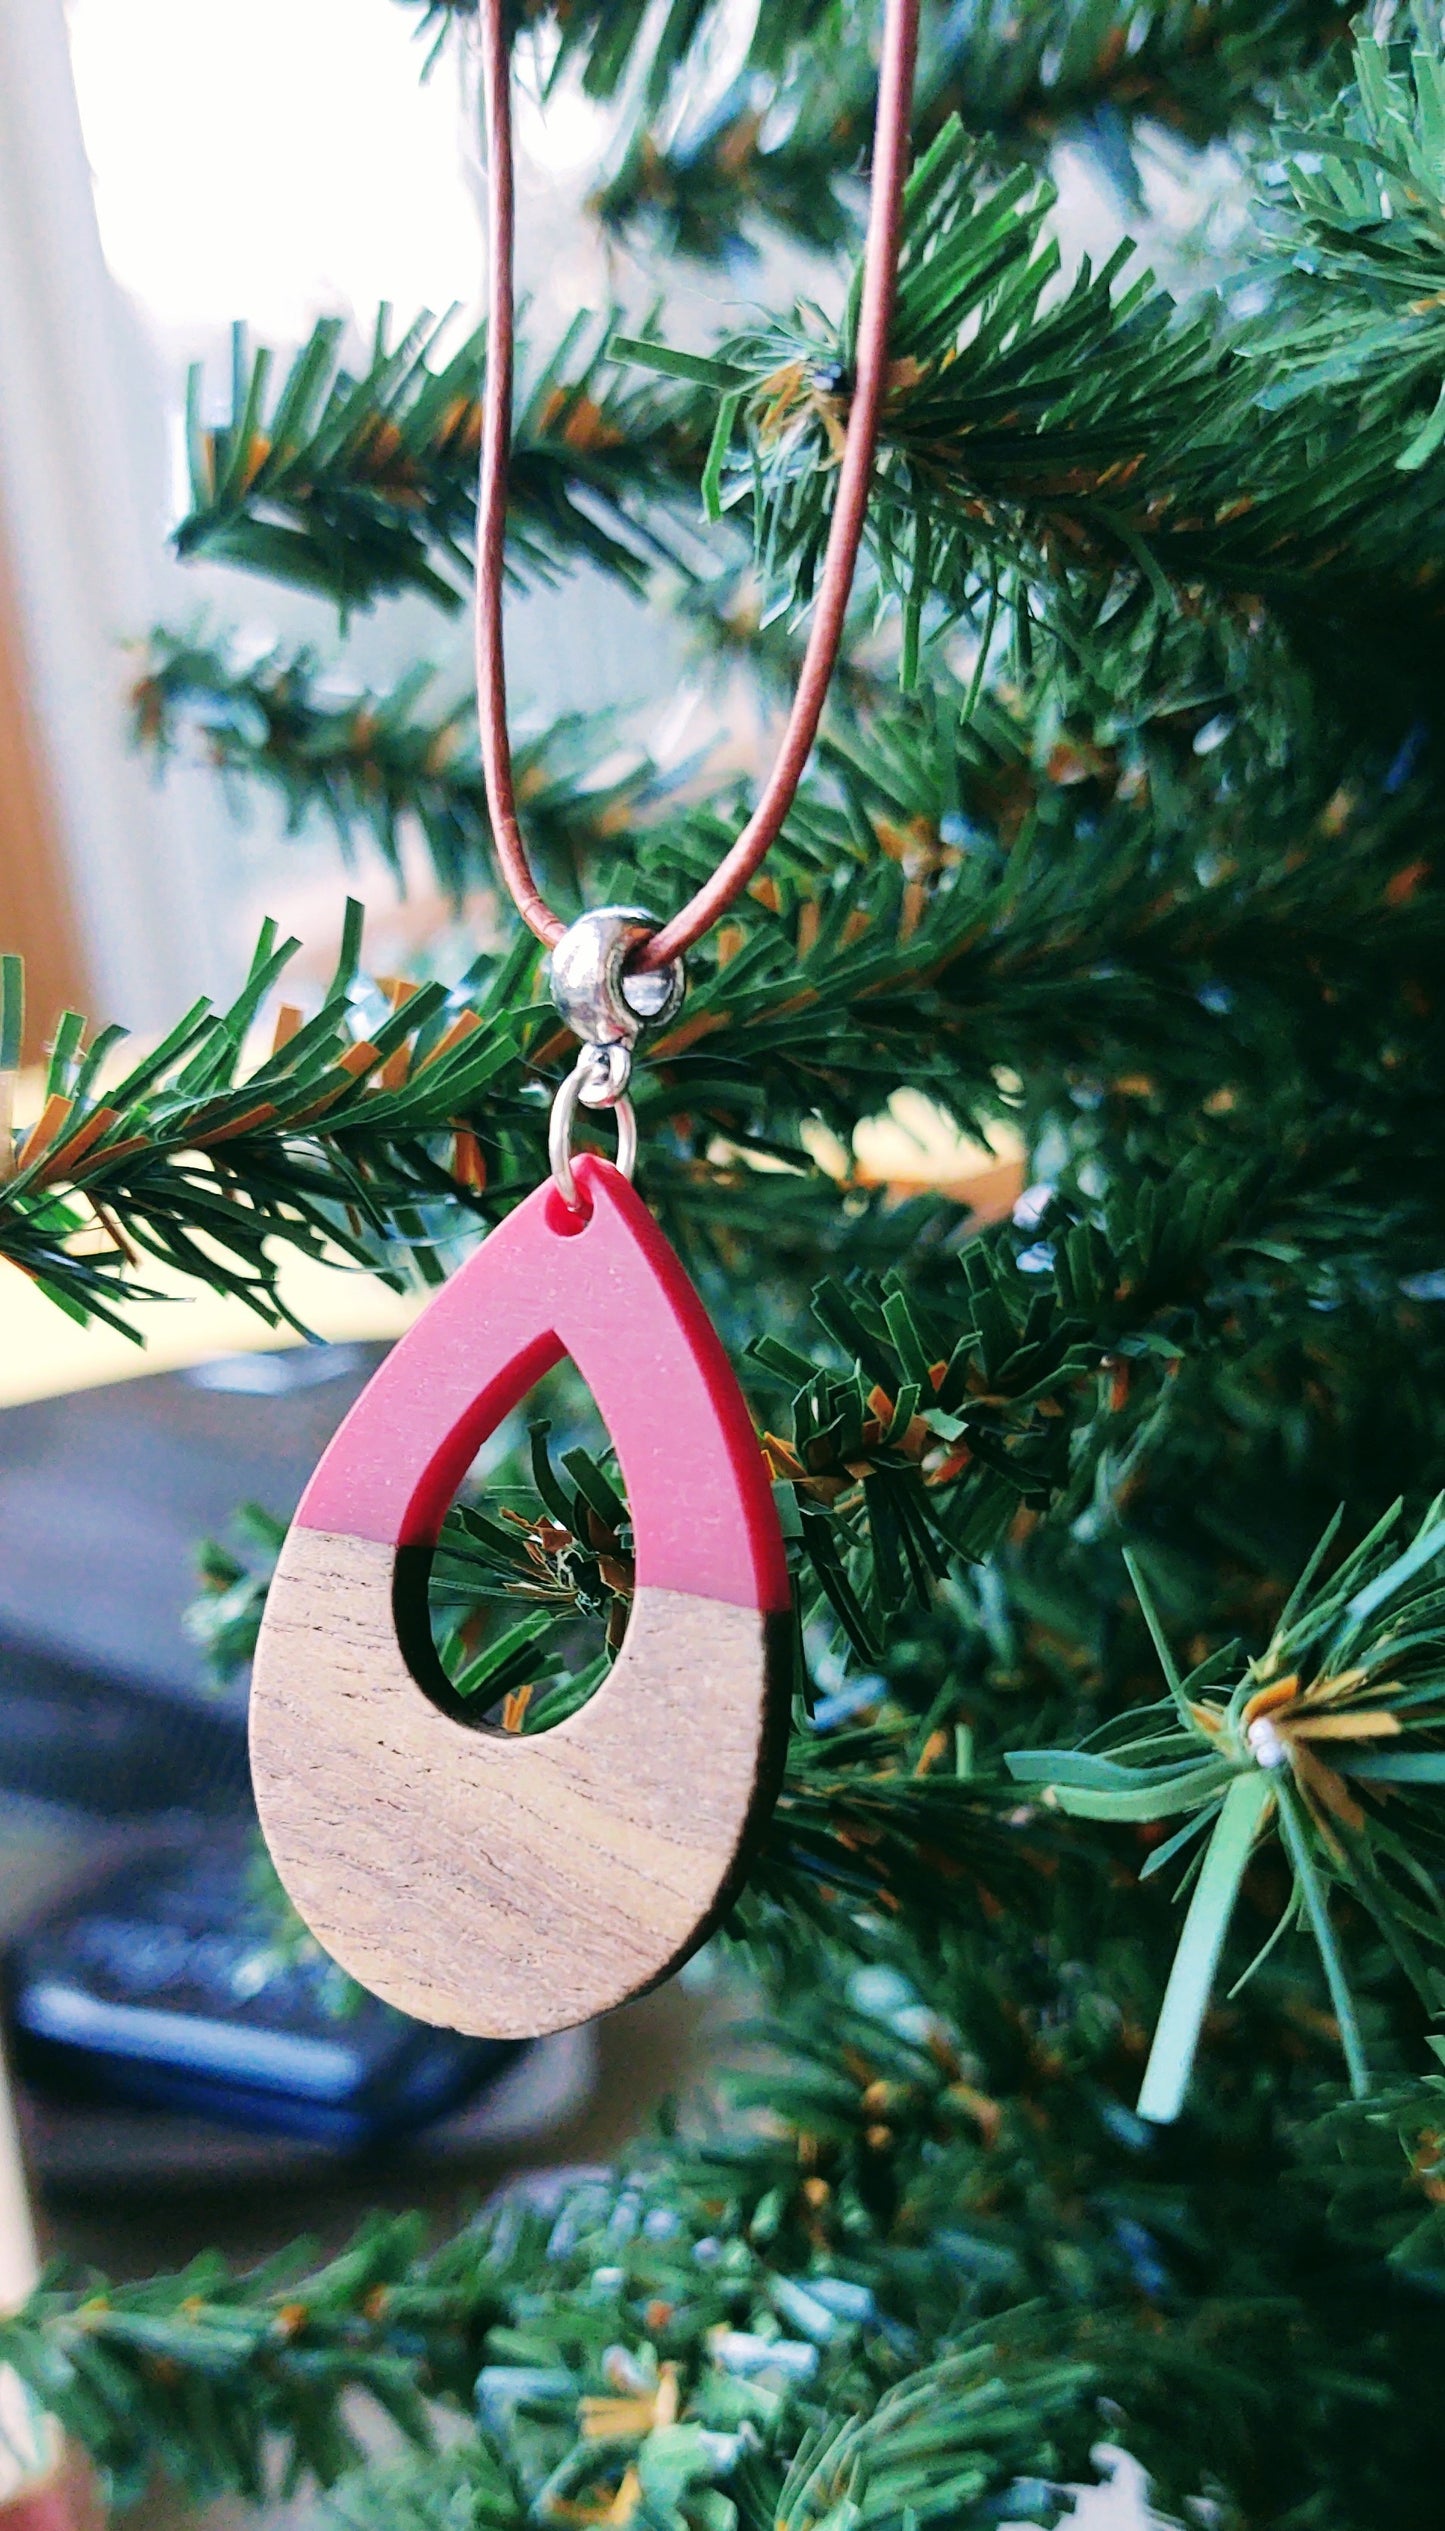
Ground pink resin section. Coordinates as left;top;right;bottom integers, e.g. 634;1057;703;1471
297;1156;790;1614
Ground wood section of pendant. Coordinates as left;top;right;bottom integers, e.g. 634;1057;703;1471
249;1156;791;2039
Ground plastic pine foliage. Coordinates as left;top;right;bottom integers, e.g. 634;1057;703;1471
130;628;666;901
591;0;1351;259
177;310;707;612
18;10;1445;2531
403;0;1349;254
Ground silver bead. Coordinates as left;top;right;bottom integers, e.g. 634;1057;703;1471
547;906;686;1050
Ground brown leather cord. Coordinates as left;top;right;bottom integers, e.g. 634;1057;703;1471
475;0;920;970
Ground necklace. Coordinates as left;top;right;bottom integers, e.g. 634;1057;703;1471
249;0;920;2039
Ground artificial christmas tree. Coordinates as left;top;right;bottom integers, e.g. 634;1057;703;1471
5;4;1445;2525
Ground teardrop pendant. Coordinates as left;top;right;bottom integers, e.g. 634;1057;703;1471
249;1157;791;2039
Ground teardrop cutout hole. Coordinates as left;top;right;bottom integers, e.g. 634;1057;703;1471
398;1360;628;1736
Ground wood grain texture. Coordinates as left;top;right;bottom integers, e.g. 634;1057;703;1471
250;1531;786;2036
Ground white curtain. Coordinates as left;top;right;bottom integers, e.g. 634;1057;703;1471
0;0;228;1025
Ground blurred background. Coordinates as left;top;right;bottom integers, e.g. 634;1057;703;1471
0;0;696;1032
0;6;1213;2518
0;0;759;2358
0;0;1219;1032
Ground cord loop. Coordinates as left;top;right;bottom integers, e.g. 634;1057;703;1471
474;0;919;969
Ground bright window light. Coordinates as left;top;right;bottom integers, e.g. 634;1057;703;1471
65;0;482;339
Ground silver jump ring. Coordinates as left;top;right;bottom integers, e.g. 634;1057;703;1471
575;1039;631;1110
545;911;682;1208
549;1048;638;1210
